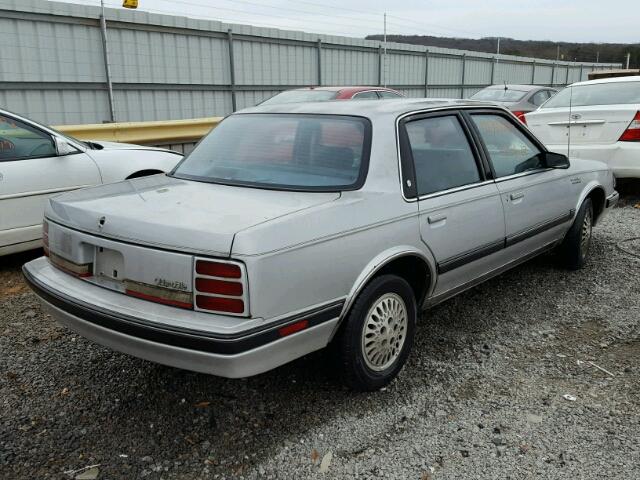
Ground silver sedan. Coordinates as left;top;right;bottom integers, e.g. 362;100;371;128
24;99;618;391
470;84;558;123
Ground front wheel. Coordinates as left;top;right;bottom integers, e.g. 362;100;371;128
558;198;593;270
336;275;417;391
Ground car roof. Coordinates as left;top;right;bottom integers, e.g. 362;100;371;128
482;84;551;92
290;86;399;93
570;75;640;87
238;98;503;117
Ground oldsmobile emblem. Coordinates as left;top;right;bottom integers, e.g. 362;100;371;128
570;113;582;120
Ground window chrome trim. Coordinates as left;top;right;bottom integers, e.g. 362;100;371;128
415;180;495;201
493;167;553;183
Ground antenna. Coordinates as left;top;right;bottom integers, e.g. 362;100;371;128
567;85;573;158
383;13;387;87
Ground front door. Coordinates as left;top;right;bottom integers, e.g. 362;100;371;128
467;111;576;257
0;113;101;252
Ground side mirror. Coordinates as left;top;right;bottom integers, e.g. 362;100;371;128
54;136;79;156
543;151;570;169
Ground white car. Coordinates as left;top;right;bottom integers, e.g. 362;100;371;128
526;75;640;178
0;109;183;256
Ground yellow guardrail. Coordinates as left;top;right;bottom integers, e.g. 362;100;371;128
54;117;223;145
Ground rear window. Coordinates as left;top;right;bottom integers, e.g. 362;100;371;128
260;90;337;105
542;81;640;108
172;114;370;191
470;88;528;102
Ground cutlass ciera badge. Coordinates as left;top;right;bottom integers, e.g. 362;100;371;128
154;278;188;291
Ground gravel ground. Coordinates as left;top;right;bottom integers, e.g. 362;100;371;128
1;186;639;480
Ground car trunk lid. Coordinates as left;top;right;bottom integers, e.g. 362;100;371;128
527;105;638;151
45;174;340;257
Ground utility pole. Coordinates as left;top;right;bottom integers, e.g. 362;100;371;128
99;0;116;122
596;51;599;63
496;37;500;63
626;52;631;69
556;44;560;61
383;13;387;87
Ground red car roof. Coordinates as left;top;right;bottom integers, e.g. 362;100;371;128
293;86;403;99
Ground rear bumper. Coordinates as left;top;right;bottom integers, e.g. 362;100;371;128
23;258;342;378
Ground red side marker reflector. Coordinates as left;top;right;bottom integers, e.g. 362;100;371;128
196;295;245;314
126;289;193;309
195;260;242;278
278;320;309;337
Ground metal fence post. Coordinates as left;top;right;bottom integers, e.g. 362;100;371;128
565;64;570;85
317;39;322;86
424;49;429;97
99;1;116;122
378;45;383;86
579;64;584;81
227;29;237;112
491;56;496;84
460;54;466;98
551;62;556;86
531;60;536;84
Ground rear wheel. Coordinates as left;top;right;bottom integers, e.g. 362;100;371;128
558;198;593;270
336;275;416;391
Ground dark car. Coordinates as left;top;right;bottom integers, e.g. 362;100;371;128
470;84;558;123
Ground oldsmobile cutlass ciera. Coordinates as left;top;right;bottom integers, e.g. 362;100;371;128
24;99;619;391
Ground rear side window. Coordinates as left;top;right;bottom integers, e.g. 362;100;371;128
542;81;640;108
530;90;550;106
352;91;380;100
404;115;481;196
471;114;543;177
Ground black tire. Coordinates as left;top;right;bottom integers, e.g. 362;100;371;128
336;274;417;391
558;198;593;270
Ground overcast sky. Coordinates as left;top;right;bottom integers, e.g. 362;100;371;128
68;0;638;43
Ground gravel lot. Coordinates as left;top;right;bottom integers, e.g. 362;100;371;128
1;185;639;480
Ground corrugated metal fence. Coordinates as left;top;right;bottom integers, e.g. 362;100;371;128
0;0;620;126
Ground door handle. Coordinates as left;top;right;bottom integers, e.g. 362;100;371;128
510;192;524;201
427;214;447;224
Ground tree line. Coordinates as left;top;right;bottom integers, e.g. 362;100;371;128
366;34;638;67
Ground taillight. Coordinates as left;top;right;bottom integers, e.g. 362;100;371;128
619;111;640;141
194;259;248;316
42;220;50;257
512;111;527;125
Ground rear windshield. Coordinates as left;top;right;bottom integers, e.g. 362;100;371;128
470;88;528;102
542;81;640;108
171;114;370;191
260;90;338;105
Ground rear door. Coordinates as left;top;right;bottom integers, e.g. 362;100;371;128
400;111;506;295
526;80;640;154
467;110;576;256
0;113;101;251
